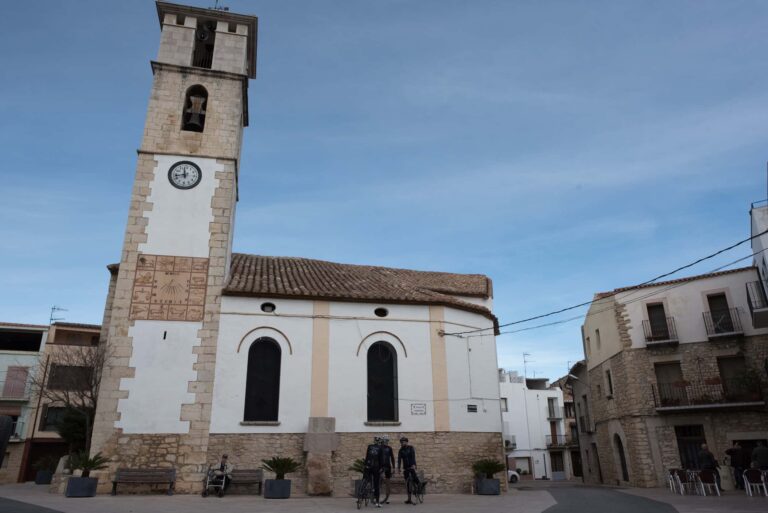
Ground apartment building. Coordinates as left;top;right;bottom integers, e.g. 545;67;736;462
551;374;583;479
0;322;48;483
576;202;768;487
499;370;573;480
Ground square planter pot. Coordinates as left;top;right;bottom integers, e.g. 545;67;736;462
352;479;363;497
35;470;54;485
65;477;99;497
264;479;292;499
474;478;500;495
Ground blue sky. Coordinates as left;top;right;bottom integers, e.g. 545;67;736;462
1;1;766;380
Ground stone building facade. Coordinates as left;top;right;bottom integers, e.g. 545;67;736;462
90;1;505;495
576;204;768;488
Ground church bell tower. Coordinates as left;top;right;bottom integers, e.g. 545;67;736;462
91;1;257;492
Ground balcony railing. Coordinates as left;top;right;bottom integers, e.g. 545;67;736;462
651;378;764;410
546;435;569;448
746;281;768;329
703;308;743;338
642;317;679;346
547;405;562;419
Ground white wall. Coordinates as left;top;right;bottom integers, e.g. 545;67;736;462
139;154;222;258
499;375;566;479
210;297;501;434
116;321;201;433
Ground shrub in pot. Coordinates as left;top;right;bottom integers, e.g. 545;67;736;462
472;458;505;495
348;458;366;496
261;457;301;499
65;452;109;498
33;454;59;485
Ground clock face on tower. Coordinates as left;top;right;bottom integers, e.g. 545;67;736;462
168;161;202;190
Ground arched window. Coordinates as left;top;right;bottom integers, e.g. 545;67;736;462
367;341;398;422
182;85;208;132
614;434;629;482
243;337;281;422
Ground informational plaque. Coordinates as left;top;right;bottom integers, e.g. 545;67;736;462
129;254;208;321
410;403;427;416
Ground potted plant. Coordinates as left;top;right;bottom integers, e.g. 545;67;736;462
348;458;366;496
261;456;301;499
33;454;59;485
65;452;109;497
471;458;505;495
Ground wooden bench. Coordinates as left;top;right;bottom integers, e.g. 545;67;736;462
229;468;263;494
111;468;176;496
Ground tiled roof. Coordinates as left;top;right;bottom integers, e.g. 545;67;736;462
224;253;498;327
594;266;755;300
53;322;102;330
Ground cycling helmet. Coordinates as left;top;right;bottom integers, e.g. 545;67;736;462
374;436;382;443
380;434;390;442
399;437;409;442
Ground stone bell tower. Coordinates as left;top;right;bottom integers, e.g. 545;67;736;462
91;1;257;492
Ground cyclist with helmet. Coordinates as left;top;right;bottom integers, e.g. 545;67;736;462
397;437;419;504
364;436;385;507
379;435;395;504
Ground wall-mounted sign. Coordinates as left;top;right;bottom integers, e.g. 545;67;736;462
410;403;427;415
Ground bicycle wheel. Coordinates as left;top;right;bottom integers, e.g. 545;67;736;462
416;481;425;503
357;477;369;509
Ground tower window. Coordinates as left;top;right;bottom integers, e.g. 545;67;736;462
192;20;217;69
182;85;208;133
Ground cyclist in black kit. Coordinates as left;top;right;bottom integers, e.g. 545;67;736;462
397;437;419;504
364;436;385;508
380;435;395;504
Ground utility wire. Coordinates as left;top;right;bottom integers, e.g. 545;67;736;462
496;248;767;336
444;228;768;337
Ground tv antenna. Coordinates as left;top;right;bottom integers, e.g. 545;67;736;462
49;305;67;324
523;352;532;379
211;0;229;11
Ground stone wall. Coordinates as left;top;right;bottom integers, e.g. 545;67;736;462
0;443;24;484
206;431;505;496
588;333;768;488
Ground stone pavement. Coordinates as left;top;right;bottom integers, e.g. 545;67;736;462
0;481;766;513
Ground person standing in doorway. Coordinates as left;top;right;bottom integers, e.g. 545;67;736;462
725;441;745;490
752;441;768;470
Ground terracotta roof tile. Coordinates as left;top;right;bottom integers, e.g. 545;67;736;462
594;266;755;300
224;253;498;328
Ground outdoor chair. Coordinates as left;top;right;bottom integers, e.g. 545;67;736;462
743;469;768;497
696;470;720;496
666;469;681;494
674;470;698;495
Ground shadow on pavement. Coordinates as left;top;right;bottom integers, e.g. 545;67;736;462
544;486;678;513
0;497;64;513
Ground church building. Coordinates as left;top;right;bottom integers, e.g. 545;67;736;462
91;1;504;494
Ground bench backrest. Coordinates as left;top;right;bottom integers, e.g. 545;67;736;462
231;469;263;481
114;468;176;482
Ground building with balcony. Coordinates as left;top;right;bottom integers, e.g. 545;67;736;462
578;213;768;488
551;374;583;479
499;370;573;480
0;322;48;483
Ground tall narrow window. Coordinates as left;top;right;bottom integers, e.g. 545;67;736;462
614;434;629;482
182;85;208;133
707;293;733;333
605;369;614;397
367;341;398;422
646;303;669;340
244;337;281;422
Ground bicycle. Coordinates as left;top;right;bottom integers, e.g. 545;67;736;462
357;472;373;509
404;469;426;504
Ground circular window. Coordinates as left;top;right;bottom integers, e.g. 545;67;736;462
374;307;389;318
261;302;276;313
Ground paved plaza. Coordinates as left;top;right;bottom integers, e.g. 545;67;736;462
0;481;766;513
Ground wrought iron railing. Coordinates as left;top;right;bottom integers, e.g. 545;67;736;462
642;317;678;344
746;281;768;312
652;378;763;408
702;308;743;337
546;435;568;447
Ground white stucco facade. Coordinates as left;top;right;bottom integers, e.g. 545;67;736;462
499;371;571;480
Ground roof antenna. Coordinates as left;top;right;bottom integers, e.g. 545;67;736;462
211;0;229;11
49;305;67;324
